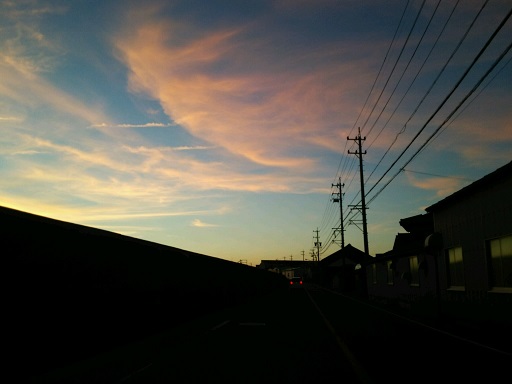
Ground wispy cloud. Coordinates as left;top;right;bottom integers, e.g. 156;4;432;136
405;172;465;198
90;122;176;128
0;115;23;122
1;1;67;77
1;0;510;264
173;145;215;151
112;6;376;172
0;63;110;125
191;219;218;228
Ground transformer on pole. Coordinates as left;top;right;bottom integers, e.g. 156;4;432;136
331;177;345;249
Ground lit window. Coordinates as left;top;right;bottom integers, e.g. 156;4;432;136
387;260;394;285
409;256;419;286
446;246;464;287
488;235;512;289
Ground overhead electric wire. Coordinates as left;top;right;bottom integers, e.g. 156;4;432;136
402;169;474;182
321;166;362;255
365;0;439;139
319;1;414;254
318;200;339;236
364;0;491;199
315;0;510;257
350;0;411;135
411;37;512;174
318;149;359;248
427;53;512;152
366;0;459;184
321;230;338;255
358;0;427;136
367;7;512;205
318;142;358;236
341;0;503;237
321;2;411;254
338;0;435;239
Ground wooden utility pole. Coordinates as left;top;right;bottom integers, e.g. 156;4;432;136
331;177;345;249
313;228;321;261
348;127;369;257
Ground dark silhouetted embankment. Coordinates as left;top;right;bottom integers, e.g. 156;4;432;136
2;206;288;381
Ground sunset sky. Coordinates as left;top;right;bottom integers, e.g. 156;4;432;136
1;0;511;266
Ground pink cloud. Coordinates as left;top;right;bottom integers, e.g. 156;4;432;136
113;10;377;170
405;172;465;198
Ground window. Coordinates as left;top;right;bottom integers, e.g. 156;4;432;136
372;264;377;284
446;246;465;287
488;235;512;289
409;256;419;286
387;260;394;285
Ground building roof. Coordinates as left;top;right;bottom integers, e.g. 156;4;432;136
372;161;512;262
319;244;371;267
399;212;433;234
393;233;425;256
374;232;427;261
256;260;313;269
425;160;512;213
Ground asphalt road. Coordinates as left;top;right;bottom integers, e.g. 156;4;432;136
23;284;512;384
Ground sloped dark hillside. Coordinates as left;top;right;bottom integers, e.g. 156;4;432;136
2;206;287;380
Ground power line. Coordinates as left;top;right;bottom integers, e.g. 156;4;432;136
350;0;411;135
365;0;493;200
316;1;510;258
338;1;458;234
320;1;412;251
368;10;512;204
365;0;438;139
359;0;427;136
402;168;474;182
365;0;453;167
428;54;512;151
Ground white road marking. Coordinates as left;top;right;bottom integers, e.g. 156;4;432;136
239;322;266;326
117;362;153;383
211;319;231;331
305;287;375;384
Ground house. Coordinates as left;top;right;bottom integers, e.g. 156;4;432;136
256;260;314;281
425;160;512;327
367;213;437;317
366;160;512;332
318;243;372;296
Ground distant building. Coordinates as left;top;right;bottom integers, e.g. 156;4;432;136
366;160;512;330
318;243;372;295
256;260;314;281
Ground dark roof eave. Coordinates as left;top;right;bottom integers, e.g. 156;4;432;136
425;161;512;212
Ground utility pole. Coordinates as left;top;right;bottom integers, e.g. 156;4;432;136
331;177;345;249
300;250;305;280
313;228;321;261
348;127;369;257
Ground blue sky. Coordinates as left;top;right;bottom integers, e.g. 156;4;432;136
1;0;511;266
